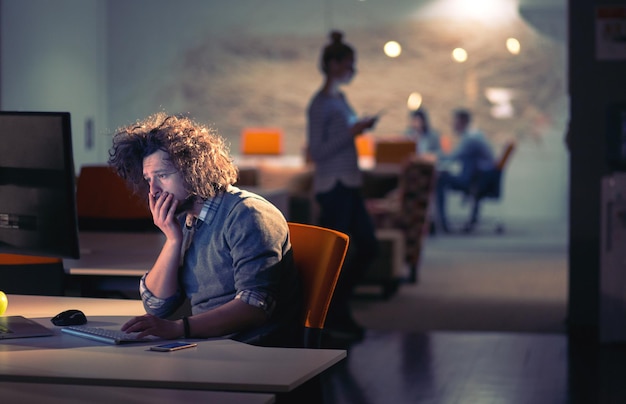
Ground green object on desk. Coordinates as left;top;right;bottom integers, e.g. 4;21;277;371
0;291;7;315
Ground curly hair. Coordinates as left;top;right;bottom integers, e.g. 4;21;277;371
108;112;238;199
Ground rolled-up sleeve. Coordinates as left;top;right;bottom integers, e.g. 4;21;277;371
235;289;276;317
140;274;183;318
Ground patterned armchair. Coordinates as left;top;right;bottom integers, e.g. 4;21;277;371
365;157;437;283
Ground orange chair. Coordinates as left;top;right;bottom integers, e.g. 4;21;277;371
439;133;454;154
76;165;154;231
496;140;516;171
288;222;349;348
240;127;283;155
0;254;65;295
463;140;516;232
355;134;375;157
374;139;416;165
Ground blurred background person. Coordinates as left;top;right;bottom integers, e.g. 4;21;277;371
306;30;379;342
436;108;496;233
406;108;441;157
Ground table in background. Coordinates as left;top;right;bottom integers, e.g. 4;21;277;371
66;232;164;277
63;232;163;297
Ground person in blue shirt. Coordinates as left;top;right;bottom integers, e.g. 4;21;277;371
306;30;379;341
436;108;496;233
108;112;301;346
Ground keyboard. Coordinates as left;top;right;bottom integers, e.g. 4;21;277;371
62;325;158;345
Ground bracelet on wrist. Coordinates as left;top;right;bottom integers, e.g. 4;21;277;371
182;316;191;339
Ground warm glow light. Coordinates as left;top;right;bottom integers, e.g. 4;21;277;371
485;87;515;119
407;92;423;110
452;48;468;63
506;37;521;55
384;41;402;58
417;0;518;26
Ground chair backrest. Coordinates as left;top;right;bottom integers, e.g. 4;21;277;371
0;254;61;265
0;254;65;295
287;222;349;348
439;133;454;154
355;134;375;157
474;141;516;200
76;165;154;231
375;139;416;165
235;167;260;187
241;127;283;155
496;140;516;171
397;158;437;269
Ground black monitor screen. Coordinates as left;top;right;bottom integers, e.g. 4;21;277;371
0;111;80;259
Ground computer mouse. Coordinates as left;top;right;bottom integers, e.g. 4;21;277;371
51;309;87;326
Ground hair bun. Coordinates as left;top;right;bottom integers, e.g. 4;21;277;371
330;30;343;44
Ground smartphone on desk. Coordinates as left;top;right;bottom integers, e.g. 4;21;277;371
150;341;198;352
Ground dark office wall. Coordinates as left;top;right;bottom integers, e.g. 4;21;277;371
568;1;626;335
1;1;569;223
0;0;107;173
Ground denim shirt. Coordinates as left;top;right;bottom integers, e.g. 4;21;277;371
140;186;300;330
440;130;496;182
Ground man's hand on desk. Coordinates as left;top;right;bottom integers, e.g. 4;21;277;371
121;314;183;340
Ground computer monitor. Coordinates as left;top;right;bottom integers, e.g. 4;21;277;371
0;111;80;259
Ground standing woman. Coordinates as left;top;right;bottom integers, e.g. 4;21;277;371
306;30;379;341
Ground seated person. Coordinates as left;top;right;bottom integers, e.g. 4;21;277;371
108;112;301;347
436;108;496;233
405;107;441;157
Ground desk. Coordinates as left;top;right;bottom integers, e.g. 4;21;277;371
63;232;162;297
65;232;163;277
1;295;346;394
233;154;376;174
0;382;275;404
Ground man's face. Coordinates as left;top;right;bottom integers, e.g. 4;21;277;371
143;149;192;213
453;115;467;135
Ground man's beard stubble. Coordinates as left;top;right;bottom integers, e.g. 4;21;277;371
175;194;197;215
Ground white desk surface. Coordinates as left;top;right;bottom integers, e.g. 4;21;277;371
1;295;346;394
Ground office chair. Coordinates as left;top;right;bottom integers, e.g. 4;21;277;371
76;165;154;231
464;140;516;233
0;254;65;295
374;139;416;165
240;127;283;155
365;157;437;284
235;167;260;187
355;134;375;157
287;222;349;348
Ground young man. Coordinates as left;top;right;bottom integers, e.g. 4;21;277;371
436;109;496;233
108;112;300;346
